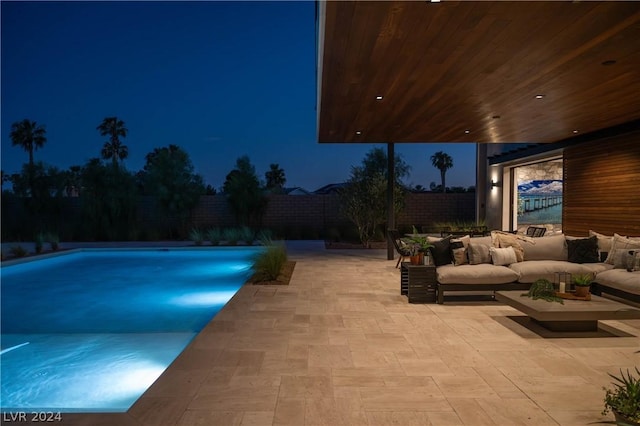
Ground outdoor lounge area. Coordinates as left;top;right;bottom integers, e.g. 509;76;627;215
41;241;639;426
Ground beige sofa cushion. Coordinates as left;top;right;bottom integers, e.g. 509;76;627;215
595;269;640;295
605;234;640;264
436;264;519;284
491;232;528;262
508;260;612;284
589;230;613;253
521;234;568;261
469;236;492;246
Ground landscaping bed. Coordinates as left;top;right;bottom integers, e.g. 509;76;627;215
247;260;296;285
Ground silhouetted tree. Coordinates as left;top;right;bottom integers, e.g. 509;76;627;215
223;155;268;226
430;151;453;193
265;163;286;193
10;119;47;195
205;184;217;195
80;158;138;240
140;144;205;237
63;165;82;197
339;148;409;247
97;116;128;167
449;186;467;193
10;119;47;169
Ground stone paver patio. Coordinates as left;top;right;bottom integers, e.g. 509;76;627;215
4;241;639;425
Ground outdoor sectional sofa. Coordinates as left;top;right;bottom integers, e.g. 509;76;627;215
430;231;640;304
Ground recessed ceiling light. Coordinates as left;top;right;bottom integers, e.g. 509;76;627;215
430;0;441;3
602;60;617;66
464;130;470;134
375;95;383;100
572;130;579;134
356;131;362;135
535;94;545;99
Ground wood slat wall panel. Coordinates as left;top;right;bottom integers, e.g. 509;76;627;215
563;130;640;236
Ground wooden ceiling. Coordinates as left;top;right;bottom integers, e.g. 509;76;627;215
316;1;640;144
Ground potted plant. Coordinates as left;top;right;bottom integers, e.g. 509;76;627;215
521;278;564;303
402;227;434;265
573;273;594;297
602;368;640;425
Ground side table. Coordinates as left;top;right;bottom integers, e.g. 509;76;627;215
400;262;437;303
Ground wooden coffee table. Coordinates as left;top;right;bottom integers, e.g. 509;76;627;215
495;290;640;332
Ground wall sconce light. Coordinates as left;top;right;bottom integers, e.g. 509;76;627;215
490;180;501;189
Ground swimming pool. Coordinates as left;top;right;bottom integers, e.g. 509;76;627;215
0;248;259;412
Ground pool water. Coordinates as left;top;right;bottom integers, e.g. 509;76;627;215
0;248;258;412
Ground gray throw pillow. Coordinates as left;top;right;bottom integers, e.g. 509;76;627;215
468;242;491;265
612;249;639;270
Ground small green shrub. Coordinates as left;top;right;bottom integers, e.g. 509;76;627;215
222;227;241;245
521;278;563;304
45;232;60;251
206;228;222;246
34;233;45;254
9;245;28;258
257;228;273;243
239;226;255;245
253;243;287;282
189;228;204;246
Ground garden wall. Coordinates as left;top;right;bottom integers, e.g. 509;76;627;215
2;192;475;240
187;193;475;231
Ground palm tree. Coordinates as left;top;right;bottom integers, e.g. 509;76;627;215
97;117;128;167
265;163;286;192
10;119;47;168
430;151;453;193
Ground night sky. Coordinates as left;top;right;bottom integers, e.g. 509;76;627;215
1;1;477;192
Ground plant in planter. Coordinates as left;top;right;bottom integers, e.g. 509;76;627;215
573;273;594;297
401;227;434;265
602;367;640;425
521;278;564;304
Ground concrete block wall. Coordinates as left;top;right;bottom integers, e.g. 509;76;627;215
2;192;476;239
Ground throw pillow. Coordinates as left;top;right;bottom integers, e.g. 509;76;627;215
450;241;468;266
490;246;517;266
468;242;491;265
491;231;526;262
452;235;471;248
429;236;453;266
589;230;613;253
567;236;599;263
612;249;640;270
605;234;640;264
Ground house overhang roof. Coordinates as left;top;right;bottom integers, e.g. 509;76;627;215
316;1;640;145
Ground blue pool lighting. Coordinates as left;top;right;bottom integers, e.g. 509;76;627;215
0;248;259;412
